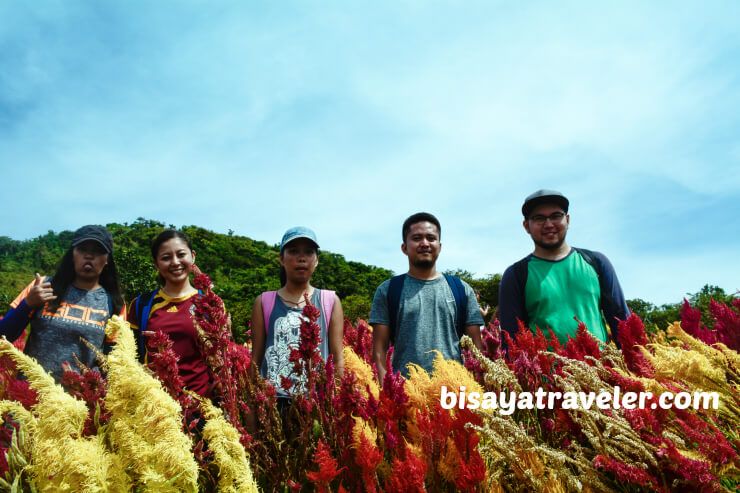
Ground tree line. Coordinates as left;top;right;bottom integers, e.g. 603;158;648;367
1;219;735;342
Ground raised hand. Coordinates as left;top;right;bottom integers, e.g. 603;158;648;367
25;273;57;308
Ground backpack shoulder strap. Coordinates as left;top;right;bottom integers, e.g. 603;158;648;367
387;274;407;345
443;274;467;339
261;291;277;334
320;289;336;328
134;289;158;363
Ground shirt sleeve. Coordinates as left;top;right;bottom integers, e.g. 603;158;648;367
590;251;629;344
498;263;528;337
462;281;484;326
10;280;36;309
0;299;33;342
1;279;38;341
368;281;390;325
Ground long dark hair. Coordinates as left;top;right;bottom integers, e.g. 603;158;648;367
49;249;125;315
150;230;194;285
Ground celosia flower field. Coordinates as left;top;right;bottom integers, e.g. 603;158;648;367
1;269;739;492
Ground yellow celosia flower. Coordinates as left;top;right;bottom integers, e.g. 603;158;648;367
343;346;379;400
0;338;126;492
199;397;259;493
437;437;460;483
351;416;378;448
666;322;726;368
0;400;37;434
403;363;433;418
103;316;198;492
407;350;484;412
642;344;726;389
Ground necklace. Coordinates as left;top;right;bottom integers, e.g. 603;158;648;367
278;288;314;307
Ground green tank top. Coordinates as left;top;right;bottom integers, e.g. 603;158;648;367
524;251;608;344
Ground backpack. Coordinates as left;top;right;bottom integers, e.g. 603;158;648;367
386;274;467;345
261;289;335;332
512;247;623;328
133;290;159;362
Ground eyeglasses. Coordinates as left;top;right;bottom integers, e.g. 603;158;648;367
529;212;566;225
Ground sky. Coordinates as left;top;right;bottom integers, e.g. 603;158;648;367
1;1;738;306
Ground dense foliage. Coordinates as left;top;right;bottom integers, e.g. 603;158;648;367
2;220;733;332
0;219;393;343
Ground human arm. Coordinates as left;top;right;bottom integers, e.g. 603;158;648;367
591;252;630;345
480;304;490;318
368;282;391;383
250;294;266;381
1;275;57;342
462;282;484;351
0;299;33;342
464;325;483;351
328;294;344;378
498;264;528;338
372;323;390;383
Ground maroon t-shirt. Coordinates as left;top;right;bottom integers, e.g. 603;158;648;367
128;290;211;397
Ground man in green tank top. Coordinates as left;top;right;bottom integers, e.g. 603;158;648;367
498;190;629;345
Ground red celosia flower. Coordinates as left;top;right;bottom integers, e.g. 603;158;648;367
593;455;660;489
563;319;601;363
481;319;505;360
60;362;109;436
356;434;383;490
680;299;716;345
616;314;654;377
1;368;38;410
710;298;740;351
306;439;343;492
385;446;427;493
451;408;486;491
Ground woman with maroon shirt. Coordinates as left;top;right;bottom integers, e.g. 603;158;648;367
128;230;211;397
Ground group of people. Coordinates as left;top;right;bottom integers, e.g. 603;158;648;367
0;188;629;397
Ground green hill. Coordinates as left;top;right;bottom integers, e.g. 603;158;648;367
0;218;393;343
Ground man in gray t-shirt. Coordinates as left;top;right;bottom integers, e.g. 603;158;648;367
370;213;483;380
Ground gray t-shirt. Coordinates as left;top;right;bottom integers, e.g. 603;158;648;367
261;289;329;397
369;275;483;377
25;285;112;382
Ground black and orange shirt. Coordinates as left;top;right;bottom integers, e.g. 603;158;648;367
10;279;121;382
127;290;211;397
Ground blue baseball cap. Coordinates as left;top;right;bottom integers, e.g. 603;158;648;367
280;226;319;253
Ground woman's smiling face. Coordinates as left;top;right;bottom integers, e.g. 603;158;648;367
154;237;196;287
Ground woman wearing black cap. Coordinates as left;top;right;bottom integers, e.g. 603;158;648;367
0;225;125;381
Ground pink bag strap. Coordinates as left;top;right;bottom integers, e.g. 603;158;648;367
261;291;277;334
263;289;335;334
320;289;336;328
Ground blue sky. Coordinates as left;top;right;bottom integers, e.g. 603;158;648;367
1;1;738;306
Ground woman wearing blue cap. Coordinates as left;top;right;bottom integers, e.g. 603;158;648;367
251;226;344;401
0;225;125;381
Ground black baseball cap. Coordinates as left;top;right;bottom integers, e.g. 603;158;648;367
71;225;114;253
522;190;569;218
